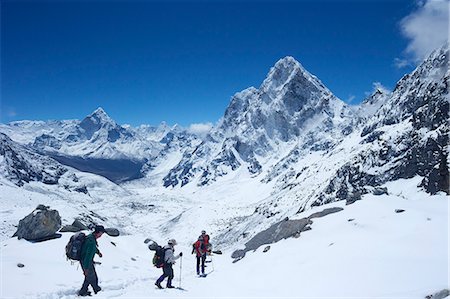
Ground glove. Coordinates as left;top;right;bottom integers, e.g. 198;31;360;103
179;252;183;257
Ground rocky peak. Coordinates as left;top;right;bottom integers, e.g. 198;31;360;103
80;107;116;130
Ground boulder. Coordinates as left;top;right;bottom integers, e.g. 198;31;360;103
72;219;88;230
60;219;89;233
59;225;81;233
13;205;61;241
373;187;388;195
105;228;120;237
425;289;449;299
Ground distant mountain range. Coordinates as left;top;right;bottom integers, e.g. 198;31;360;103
1;42;448;206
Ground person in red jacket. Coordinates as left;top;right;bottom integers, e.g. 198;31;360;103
199;230;211;253
192;236;206;275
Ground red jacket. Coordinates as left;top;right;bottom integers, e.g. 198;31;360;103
192;240;206;257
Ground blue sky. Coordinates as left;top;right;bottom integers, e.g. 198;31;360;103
1;0;448;127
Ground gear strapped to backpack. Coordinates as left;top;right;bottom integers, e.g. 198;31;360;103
148;241;169;268
65;232;86;261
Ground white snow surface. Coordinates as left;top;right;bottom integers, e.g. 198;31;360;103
0;176;448;298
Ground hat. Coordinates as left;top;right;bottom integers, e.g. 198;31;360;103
168;239;177;245
201;230;206;234
94;225;105;233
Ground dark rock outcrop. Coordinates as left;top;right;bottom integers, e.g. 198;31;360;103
60;219;89;233
232;207;343;261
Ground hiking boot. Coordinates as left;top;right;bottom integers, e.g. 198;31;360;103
155;282;163;289
78;291;91;297
166;285;175;289
94;287;101;294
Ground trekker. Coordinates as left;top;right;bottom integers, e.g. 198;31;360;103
192;236;207;275
199;230;211;253
78;225;105;297
155;239;183;289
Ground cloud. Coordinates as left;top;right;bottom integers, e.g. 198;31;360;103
187;122;213;137
347;95;356;103
394;57;412;69
365;82;391;97
398;0;449;64
372;82;390;94
7;109;17;118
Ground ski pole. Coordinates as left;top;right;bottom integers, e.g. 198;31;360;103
211;254;214;272
179;255;183;289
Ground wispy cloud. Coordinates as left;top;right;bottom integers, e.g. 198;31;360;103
365;82;391;97
7;109;17;118
347;94;356;103
397;0;449;66
187;122;213;137
394;57;412;69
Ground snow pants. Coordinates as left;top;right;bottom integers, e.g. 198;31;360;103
196;254;206;274
156;263;174;287
79;262;101;294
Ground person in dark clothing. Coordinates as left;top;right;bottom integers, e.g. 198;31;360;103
155;239;182;289
78;225;105;297
192;236;206;275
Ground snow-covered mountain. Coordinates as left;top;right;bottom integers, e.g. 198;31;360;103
0;43;447;195
163;56;356;187
0;133;68;186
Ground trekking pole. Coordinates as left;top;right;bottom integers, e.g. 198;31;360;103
179;255;183;289
211;254;214;272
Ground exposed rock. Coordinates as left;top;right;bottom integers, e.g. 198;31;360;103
373;187;388;195
72;219;89;230
13;205;61;241
308;207;344;219
105;228;120;237
395;209;405;213
17;263;24;268
425;289;449;299
263;246;271;253
232;206;344;261
59;225;82;233
346;191;362;205
59;218;89;233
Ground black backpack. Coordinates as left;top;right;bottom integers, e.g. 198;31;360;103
148;241;168;268
66;232;86;261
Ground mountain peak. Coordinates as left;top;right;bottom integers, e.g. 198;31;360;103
90;107;110;119
274;56;301;68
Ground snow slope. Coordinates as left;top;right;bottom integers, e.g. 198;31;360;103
1;178;447;298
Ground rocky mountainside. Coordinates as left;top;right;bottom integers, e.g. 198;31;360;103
0;133;68;186
163;56;356;187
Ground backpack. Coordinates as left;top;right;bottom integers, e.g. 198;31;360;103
148;241;168;268
65;232;86;261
